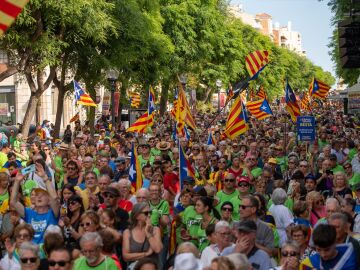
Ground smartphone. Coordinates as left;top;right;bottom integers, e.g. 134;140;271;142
21;164;36;175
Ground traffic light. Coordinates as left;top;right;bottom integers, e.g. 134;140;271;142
338;19;360;68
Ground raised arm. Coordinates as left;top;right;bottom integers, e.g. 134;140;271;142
9;174;25;218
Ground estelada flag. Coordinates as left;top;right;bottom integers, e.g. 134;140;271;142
246;98;273;120
69;113;80;123
73;81;97;107
285;80;301;122
309;78;331;99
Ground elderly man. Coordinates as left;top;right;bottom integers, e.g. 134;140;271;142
74;232;118;270
135;188;150;203
118;178;136;205
238;195;275;256
114;156;128;182
200;221;233;267
82;156;100;176
222;220;272;270
328;212;360;265
10;163;59;244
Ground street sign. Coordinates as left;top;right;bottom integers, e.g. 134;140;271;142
297;116;316;141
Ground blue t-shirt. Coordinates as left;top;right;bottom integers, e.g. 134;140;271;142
24;208;58;244
142;179;150;188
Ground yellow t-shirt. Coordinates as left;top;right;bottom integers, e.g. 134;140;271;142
76;186;100;210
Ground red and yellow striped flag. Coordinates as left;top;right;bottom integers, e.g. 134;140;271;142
130;92;141;108
0;0;29;36
256;86;267;99
301;92;311;112
245;50;270;78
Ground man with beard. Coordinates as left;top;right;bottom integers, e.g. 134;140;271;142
74;232;118;270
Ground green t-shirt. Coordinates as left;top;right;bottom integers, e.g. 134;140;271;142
196;217;216;252
73;256;118;270
22;179;37;197
0;152;8;168
275;156;288;173
183;205;202;246
318;139;329;150
150;200;170;235
242;167;263;178
138;155;155;168
349;172;360;187
151;148;161;157
0;191;9;206
216;190;239;220
332;164;345;173
54;156;64;188
348;148;358;161
229;196;242;221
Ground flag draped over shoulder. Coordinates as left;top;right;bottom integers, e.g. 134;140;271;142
285;80;301;122
256;86;267;99
74;81;97;107
126;86;156;133
246;98;273;120
179;143;195;190
207;131;217;145
301;92;311;112
0;0;29;36
223;96;249;139
245;50;270;79
309;78;331;99
130;92;141;108
129;143;142;191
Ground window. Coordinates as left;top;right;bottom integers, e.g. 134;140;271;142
0;50;8;64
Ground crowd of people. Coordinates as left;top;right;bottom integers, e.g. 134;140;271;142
0;104;359;270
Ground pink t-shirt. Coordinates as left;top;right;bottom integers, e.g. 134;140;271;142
310;206;326;226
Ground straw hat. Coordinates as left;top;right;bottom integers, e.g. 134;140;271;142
156;141;171;151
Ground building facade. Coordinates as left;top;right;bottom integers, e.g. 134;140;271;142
229;4;306;56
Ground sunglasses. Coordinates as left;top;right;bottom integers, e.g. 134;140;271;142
222;207;233;212
281;251;299;257
80;222;92;227
142;210;152;216
20;257;37;264
67;167;77;171
48;260;69;267
44;148;50;151
224;179;235;183
240;205;253;209
104;193;115;199
238;183;249;187
314;200;324;205
69;200;79;205
218;161;227;164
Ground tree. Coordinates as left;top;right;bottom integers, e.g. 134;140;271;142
1;0;117;137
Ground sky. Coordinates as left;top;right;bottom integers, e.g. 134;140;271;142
230;0;336;77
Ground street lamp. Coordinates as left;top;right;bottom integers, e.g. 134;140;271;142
216;79;222;112
179;74;188;91
106;69;119;129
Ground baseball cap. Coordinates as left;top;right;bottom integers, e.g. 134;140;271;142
237;176;250;184
183;176;195;185
115;157;126;164
236;219;257;233
268;158;278;164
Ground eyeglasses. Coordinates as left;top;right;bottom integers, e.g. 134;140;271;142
151;179;163;183
17;233;30;239
218;161;227;164
80;222;92;227
281;251;299;257
44;148;50;151
222;207;233;212
314;200;324;205
224;178;235;183
48;260;70;267
240;205;253;209
20;257;37;264
141;210;152;216
67;167;77;171
238;183;249;187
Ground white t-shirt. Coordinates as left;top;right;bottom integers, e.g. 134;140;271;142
269;204;294;246
200;244;221;267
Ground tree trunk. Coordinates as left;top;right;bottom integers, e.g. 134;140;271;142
53;85;65;138
36;98;41;124
22;94;39;138
160;81;169;116
203;86;212;103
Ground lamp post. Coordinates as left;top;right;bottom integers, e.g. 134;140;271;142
216;79;222;112
179;74;188;91
106;69;119;129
